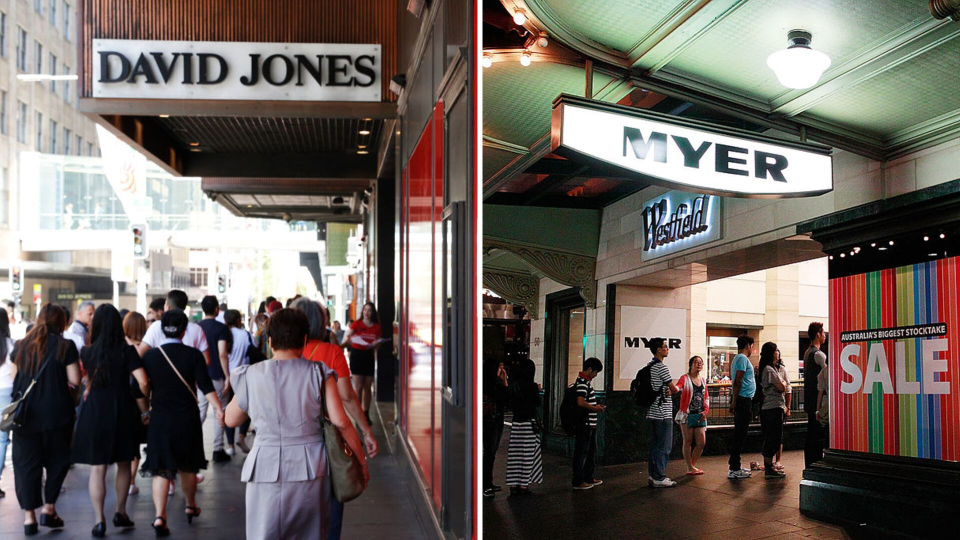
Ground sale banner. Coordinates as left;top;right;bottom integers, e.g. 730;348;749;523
829;255;960;461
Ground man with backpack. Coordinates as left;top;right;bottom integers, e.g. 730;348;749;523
644;338;680;487
728;335;756;479
572;358;605;490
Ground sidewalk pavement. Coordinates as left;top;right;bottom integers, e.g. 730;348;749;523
485;423;853;540
0;402;429;539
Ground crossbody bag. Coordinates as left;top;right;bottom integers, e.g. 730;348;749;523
0;356;54;432
157;345;199;404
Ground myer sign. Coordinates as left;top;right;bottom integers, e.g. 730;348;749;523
641;190;721;261
93;40;381;101
551;95;832;198
619;306;688;381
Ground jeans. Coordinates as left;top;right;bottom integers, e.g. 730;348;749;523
572;425;597;486
0;389;11;479
328;498;344;540
226;418;251;445
483;417;505;489
728;398;753;471
198;378;228;451
804;416;825;468
648;419;673;481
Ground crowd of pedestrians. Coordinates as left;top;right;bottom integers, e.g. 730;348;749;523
0;291;381;538
483;323;830;497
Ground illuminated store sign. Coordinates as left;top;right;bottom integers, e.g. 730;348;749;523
641;190;721;261
619;306;688;380
551;96;833;198
93;40;381;102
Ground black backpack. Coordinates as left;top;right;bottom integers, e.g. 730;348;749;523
559;384;582;436
631;362;658;407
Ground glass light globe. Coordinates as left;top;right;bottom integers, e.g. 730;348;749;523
482;55;492;68
767;30;831;89
519;53;531;66
513;11;526;25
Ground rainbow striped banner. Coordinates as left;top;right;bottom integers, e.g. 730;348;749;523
829;255;960;461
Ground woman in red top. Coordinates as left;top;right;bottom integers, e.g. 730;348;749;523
341;303;384;424
676;355;710;475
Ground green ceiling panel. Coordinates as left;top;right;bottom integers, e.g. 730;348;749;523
482;62;615;149
483;147;522;182
804;36;960;139
538;0;680;52
667;0;931;103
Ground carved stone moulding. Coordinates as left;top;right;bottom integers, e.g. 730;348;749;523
483;236;597;308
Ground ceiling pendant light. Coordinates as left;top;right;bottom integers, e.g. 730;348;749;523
767;30;831;89
519;51;532;67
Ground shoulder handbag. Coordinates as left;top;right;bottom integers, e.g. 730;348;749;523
157;346;199;403
246;333;266;365
318;364;365;503
0;355;54;432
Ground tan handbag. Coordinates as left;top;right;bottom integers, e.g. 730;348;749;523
318;365;365;502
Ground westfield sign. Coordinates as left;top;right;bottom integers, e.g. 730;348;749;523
551;95;833;198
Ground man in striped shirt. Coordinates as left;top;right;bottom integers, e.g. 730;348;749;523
646;338;680;487
572;357;605;490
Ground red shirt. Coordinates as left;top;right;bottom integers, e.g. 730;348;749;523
303;339;350;379
348;320;381;351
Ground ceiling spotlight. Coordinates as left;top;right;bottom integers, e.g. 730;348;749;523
482;55;492;68
357;150;369;155
829;255;834;260
358;145;367;149
889;240;895;246
189;142;200;147
537;33;549;48
189;148;202;153
924;236;930;241
850;251;855;256
359;129;371;135
878;247;888;251
871;243;876;247
840;253;845;258
513;10;526;25
767;29;831;89
941;233;946;239
159;114;170;118
853;247;861;253
520;52;532;66
929;253;938;257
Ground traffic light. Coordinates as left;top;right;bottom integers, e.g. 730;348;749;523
217;274;227;294
131;223;147;260
10;265;22;293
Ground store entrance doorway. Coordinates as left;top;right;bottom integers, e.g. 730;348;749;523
543;289;586;440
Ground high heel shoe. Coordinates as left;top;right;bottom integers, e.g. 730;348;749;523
91;522;106;537
185;506;201;524
23;523;38;536
113;512;135;528
152;516;169;537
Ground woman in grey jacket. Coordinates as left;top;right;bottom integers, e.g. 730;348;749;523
225;308;368;539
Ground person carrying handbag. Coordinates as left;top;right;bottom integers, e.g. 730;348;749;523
676;356;710;476
7;304;82;536
225;308;368;539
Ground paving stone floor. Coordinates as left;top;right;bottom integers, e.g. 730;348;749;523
0;404;431;539
485;422;860;540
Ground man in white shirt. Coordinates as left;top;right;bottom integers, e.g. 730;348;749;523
64;301;95;354
138;290;210;366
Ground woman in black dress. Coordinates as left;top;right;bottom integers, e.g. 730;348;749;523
140;310;224;537
9;304;82;536
72;304;150;537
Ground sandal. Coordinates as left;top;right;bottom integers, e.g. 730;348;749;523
152;516;169;537
185;506;201;524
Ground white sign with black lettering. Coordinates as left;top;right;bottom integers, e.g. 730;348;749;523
92;40;381;102
553;99;833;198
619;306;688;381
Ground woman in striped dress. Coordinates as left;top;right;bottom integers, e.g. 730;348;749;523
505;359;543;495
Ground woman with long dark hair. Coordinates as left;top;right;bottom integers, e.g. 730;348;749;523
676;355;710;475
72;305;150;536
758;341;788;479
505;359;543;495
341;302;385;425
9;304;82;535
0;307;14;497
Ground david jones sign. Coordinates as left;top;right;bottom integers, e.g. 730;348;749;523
641;190;721;261
552;97;833;198
92;40;381;102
